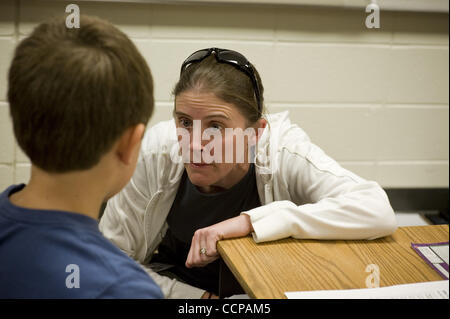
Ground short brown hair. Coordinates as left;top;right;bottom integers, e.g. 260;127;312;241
173;54;264;125
8;15;154;172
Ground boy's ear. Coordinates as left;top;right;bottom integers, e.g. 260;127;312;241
116;124;146;165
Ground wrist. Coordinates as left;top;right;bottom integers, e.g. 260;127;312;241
241;213;253;234
201;291;210;299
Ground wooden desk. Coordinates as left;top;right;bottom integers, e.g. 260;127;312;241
217;225;449;299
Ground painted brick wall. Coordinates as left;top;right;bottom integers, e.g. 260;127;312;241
0;0;448;190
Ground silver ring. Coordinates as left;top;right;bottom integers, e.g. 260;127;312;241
200;247;207;255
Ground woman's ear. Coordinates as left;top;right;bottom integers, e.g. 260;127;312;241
247;118;266;147
116;124;146;165
252;118;267;145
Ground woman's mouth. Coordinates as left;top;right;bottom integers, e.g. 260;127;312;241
190;162;212;168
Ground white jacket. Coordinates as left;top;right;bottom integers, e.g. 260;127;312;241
99;111;397;299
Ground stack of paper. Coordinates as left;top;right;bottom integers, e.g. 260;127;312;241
285;280;449;299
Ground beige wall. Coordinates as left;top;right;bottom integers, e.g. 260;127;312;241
0;0;448;190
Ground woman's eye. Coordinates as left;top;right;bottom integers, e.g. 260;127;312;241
179;118;192;128
210;123;222;130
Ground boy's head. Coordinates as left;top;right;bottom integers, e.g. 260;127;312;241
8;15;153;197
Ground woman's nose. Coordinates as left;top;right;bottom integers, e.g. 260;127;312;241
190;129;204;163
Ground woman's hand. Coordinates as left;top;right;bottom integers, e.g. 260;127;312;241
201;291;219;299
185;214;253;268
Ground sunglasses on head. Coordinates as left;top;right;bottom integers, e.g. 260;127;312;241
180;48;262;113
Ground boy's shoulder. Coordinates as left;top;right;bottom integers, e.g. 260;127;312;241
0;185;162;299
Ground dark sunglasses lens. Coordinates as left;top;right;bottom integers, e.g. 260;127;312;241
182;49;210;71
186;49;209;62
218;50;249;66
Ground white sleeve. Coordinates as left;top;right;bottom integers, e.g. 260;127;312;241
139;264;206;299
244;142;397;243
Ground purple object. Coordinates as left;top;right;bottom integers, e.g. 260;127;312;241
411;242;449;280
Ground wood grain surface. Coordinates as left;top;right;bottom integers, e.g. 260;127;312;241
217;225;449;299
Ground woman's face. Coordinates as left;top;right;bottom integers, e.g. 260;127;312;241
174;89;264;193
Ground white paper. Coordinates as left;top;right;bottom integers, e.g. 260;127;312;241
285;280;449;299
417;246;443;264
430;245;449;264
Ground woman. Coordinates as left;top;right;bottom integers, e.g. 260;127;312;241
99;48;397;299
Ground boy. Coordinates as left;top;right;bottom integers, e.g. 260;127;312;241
0;15;163;298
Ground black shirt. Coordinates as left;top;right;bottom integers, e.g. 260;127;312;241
151;164;261;294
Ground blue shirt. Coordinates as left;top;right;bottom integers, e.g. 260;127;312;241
0;184;163;299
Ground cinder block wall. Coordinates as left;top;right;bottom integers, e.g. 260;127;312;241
0;0;448;190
